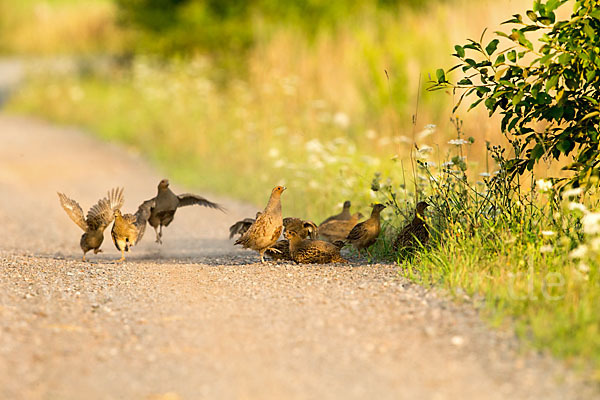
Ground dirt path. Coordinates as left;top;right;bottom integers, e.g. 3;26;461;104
0;114;594;400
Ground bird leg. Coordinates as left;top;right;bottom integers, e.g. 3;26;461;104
117;249;125;263
82;253;86;262
265;246;282;254
259;251;266;263
154;226;162;244
94;249;103;254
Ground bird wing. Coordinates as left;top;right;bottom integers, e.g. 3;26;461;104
107;187;125;212
346;222;365;241
229;218;255;239
86;197;114;231
57;192;88;231
133;198;155;242
86;187;125;231
177;194;226;212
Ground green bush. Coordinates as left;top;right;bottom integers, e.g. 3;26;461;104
431;0;600;189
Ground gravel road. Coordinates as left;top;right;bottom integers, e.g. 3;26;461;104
0;114;595;399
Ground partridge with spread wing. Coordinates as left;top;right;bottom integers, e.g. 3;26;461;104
57;187;124;261
111;198;155;262
146;179;225;244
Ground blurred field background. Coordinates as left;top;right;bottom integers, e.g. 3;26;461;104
3;0;599;380
0;0;535;220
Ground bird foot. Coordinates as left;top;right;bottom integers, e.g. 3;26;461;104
265;246;282;254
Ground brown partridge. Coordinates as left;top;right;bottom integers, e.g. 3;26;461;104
146;179;225;244
234;186;286;262
393;201;430;253
285;230;347;264
318;212;363;243
111;198;155;262
319;200;352;225
57;187;124;261
346;203;386;256
265;217;318;261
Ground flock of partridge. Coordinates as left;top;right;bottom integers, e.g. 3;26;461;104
58;182;429;263
230;186;429;263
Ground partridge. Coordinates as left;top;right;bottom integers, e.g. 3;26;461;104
285;230;347;264
346;203;386;256
265;217;318;261
320;200;352;225
111;198;155;262
234;186;286;262
146;179;225;244
57;187;124;261
318;212;363;242
393;201;430;253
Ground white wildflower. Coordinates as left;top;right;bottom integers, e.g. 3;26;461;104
569;244;588;259
333;112;350;129
578;262;590;273
567;202;587;213
268;148;280;158
448;138;469;145
417;124;436;139
479;172;491;177
305;139;324;153
442;161;454;168
308;180;319;189
582;212;600;235
562;187;583;199
273;159;285;168
536;179;552;192
418;145;433;154
365;129;377;139
394;135;413;144
540;245;554;253
311;99;327;109
541;230;556;237
377;136;391;146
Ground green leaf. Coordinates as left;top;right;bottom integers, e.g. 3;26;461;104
531;143;545;160
512;89;524;105
485;39;500;55
558;53;571;65
591;9;600;20
454;45;465;58
507;50;517;62
494;53;506;66
435;68;446;83
557;139;573;154
526;10;538;22
546;74;559;91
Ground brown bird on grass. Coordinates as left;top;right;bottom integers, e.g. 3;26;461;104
146;179;225;244
265;217;318;261
346;203;386;256
111;199;155;262
234;186;286;262
393;201;430;253
57;187;124;261
318;212;363;243
285;229;347;264
320;200;352;225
